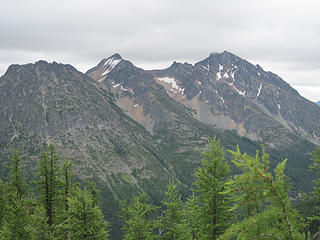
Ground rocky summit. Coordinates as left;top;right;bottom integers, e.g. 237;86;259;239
0;51;319;238
88;51;320;147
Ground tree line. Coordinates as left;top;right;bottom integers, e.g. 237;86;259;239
0;139;320;239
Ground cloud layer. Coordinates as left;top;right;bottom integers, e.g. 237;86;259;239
1;0;319;101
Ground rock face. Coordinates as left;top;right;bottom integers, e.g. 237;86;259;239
316;101;320;107
87;51;320;147
0;60;176;200
85;51;319;190
150;51;320;146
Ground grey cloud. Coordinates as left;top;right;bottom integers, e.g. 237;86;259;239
0;0;320;101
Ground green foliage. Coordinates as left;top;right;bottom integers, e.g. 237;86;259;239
0;195;33;240
30;206;54;240
190;138;233;240
220;145;304;240
37;143;63;229
0;142;314;240
185;193;201;240
0;150;33;239
54;159;73;240
159;182;191;240
0;180;9;227
66;186;109;240
120;193;158;240
62;160;72;211
86;180;100;207
8;149;26;200
305;147;320;237
310;148;320;200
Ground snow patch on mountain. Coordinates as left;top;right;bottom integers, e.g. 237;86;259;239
228;78;235;86
201;64;210;71
217;66;237;82
157;77;185;94
111;82;134;94
216;71;223;80
233;85;246;96
257;84;262;97
102;58;121;76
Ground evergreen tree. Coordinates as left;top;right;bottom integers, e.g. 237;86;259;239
159;182;191;240
121;193;157;240
67;186;109;240
87;180;99;207
185;193;201;240
30;205;54;240
307;147;320;236
220;145;304;240
8;149;26;200
0;196;32;240
37;143;62;229
0;179;9;228
191;138;233;240
310;147;320;201
62;160;72;212
0;150;32;239
55;160;73;240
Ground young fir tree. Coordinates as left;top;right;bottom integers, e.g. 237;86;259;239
37;143;62;229
220;145;304;240
86;180;99;207
67;185;109;240
62;160;72;212
191;138;233;240
30;205;54;240
0;179;9;228
8;149;26;200
0;150;32;239
309;148;320;201
55;159;73;240
185;193;201;240
159;182;191;240
308;147;320;236
0;196;33;240
120;193;157;240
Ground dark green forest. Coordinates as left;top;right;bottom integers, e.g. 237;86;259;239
1;140;320;240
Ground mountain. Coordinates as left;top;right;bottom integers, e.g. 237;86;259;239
86;52;317;190
316;101;320;106
0;60;183;238
87;52;320;147
150;51;320;146
0;52;318;239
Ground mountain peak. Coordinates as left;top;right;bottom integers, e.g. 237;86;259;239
108;53;122;60
86;54;123;82
208;50;234;57
35;59;52;64
208;51;220;57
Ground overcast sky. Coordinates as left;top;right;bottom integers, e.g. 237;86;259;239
1;0;320;102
